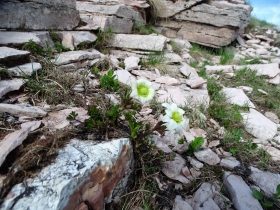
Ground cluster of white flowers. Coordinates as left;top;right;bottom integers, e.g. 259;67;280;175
130;79;188;134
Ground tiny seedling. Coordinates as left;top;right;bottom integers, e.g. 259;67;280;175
99;69;119;91
187;137;204;155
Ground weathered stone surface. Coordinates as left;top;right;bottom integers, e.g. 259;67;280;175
0;47;30;67
131;70;160;81
241;108;277;140
186;77;207;89
0;104;47;118
77;15;133;33
157;0;203;18
162;154;190;185
221;88;255;108
262;146;280;161
114;70;136;86
0;32;54;49
265;112;279;124
234;63;280;78
249;167;280;199
267;74;280;85
1;138;133;210
220;158;240;170
194;148;220;165
187;157;203;169
177;21;237;48
155;76;180;86
205;65;234;74
53;50;102;66
0;121;41;167
192;183;215;209
77;3;144;23
0;1;79;30
173;195;193;210
108;34;167;51
42;108;89;131
164;53;183;64
180;64;199;79
223;172;263;210
7;63;42;76
0;79;23;98
124;56;140;71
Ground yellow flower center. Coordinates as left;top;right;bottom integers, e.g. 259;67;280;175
171;111;183;123
137;84;149;97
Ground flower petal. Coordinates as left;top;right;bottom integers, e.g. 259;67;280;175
162;103;170;109
161;115;170;123
130;89;138;98
180;118;188;131
166;119;177;131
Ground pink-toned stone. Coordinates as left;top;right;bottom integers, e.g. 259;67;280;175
157;87;188;106
43;108;89;131
180;64;199;79
0;121;41;166
114;69;136;86
194;148;220;165
155;76;180;86
190;168;201;178
234;63;280;78
131;70;160;81
208;140;220;148
264;146;280;161
267;74;280;85
186;77;207;88
182;166;191;177
190;128;206;138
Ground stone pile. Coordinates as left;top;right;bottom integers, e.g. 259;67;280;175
155;0;252;47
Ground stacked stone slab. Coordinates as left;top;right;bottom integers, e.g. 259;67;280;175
155;0;252;48
0;0;80;30
76;0;146;33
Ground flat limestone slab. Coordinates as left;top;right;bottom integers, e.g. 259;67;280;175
0;104;47;118
53;50;102;66
234;63;280;78
108;34;167;51
221;88;255;108
0;79;23;98
7;62;42;76
0;121;41;167
241;108;277;140
0;47;30;67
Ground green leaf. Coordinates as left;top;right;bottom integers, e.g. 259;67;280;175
178;138;185;144
252;189;263;200
262;201;273;207
230;148;238;155
276;184;280;195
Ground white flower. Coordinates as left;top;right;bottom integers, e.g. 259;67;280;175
161;103;188;133
130;79;155;103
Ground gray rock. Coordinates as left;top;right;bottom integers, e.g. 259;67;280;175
0;31;54;49
249;166;280;199
180;64;199;79
223;172;263;210
124;56;140;71
173;195;193;210
7;63;42;76
0;104;47;118
194;148;220;165
241;108;277;140
234;63;280;78
0;0;79;30
0;121;41;167
198;198;220;210
1;138;133;210
53;50;102;66
114;70;136;86
0;79;23;98
205;65;234;74
108;34;167;51
0;47;30;67
265;112;280;124
192;183;215;209
220;88;255;108
220;158;240;170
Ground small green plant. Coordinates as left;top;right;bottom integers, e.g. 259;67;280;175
230;148;238;155
187;137;204;155
132;22;158;35
0;67;11;80
54;42;70;53
66;111;78;121
141;51;165;68
252;187;277;208
93;28;114;53
169;40;182;54
119;62;125;69
99;69;119;91
219;47;234;65
23;39;45;56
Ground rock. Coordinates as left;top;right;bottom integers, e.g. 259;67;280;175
42;108;89;131
220;158;240;169
105;94;121;106
114;70;136;86
237;35;245;46
171;38;192;49
208;140;220;148
194;148;220;165
61;32;74;50
78;15;133;33
267;74;280;85
0;47;30;67
0;121;41;166
237;86;253;93
220;88;255;108
223;172;263;210
249;166;280;198
241;108;277;140
0;104;47;118
186;77;207;89
180;64;199;79
187;157;203;169
155;76;180;86
157;87;188;106
262;146;280;161
7;63;42;77
190;168;201;178
192;183;215;209
108;34;167;51
164;53;183;64
1;138;133;210
265;112;279;124
0;31;54;49
161;154;190;185
205;65;234;74
246;39;261;44
234;63;280;78
131;70;160;81
198;198;221;210
53;50;102;66
0;79;23;98
173;195;193;210
0;0;79;30
124;56;140;71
